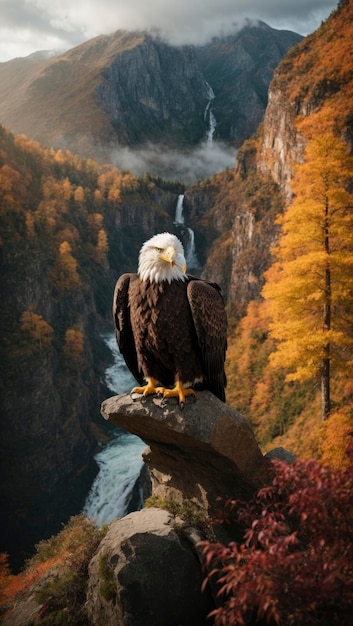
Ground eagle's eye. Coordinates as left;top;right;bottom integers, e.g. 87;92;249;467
155;247;164;253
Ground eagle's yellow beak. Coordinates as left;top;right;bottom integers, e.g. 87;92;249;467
159;246;186;273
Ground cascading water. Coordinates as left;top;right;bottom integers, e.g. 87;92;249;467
174;194;200;271
204;82;216;147
174;194;185;225
84;334;146;525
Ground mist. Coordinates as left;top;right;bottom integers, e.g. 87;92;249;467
110;140;236;182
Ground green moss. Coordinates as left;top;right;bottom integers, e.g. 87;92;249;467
98;554;116;602
144;495;206;526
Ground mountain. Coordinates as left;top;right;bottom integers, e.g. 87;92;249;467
0;24;302;166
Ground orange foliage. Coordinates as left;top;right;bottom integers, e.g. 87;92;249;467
274;0;353;134
51;241;81;291
63;328;85;366
319;408;353;469
94;229;109;264
0;557;59;606
0;165;24;208
20;311;54;349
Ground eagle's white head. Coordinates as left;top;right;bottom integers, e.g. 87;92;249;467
138;232;187;284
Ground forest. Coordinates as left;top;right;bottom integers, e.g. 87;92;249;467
1;0;353;622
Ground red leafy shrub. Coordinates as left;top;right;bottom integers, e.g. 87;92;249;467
201;446;353;625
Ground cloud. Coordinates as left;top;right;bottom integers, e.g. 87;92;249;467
110;141;236;183
61;0;338;42
0;0;338;62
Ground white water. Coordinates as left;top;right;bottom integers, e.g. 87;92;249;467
84;334;146;525
185;227;199;269
174;194;185;225
174;195;200;271
204;83;216;147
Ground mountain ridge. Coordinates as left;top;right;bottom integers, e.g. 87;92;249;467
0;24;302;165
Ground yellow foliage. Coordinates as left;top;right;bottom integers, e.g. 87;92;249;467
0;165;23;208
73;185;85;204
50;241;81;291
87;212;104;230
20;311;54;349
94;229;109;264
25;212;35;238
319;408;353;469
63;328;85;366
263;130;353;386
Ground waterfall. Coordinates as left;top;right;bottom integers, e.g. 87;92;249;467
84;334;146;525
204;83;216;147
185;227;199;270
174;195;200;271
174;194;185;225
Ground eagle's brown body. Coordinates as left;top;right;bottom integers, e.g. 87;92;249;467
113;273;227;401
113;232;227;404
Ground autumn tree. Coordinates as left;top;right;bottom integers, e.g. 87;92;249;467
51;241;81;292
20;311;54;349
263;130;353;420
63;327;84;368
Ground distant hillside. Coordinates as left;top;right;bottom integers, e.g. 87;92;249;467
0;24;301;167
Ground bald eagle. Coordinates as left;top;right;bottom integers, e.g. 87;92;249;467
113;232;227;406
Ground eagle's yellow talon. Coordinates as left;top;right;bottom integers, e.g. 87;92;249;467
158;381;196;405
131;377;158;397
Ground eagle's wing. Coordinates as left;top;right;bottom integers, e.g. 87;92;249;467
187;279;227;402
112;273;144;386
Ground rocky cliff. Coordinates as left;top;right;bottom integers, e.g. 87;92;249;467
0;242;100;570
258;0;353;198
196;20;302;147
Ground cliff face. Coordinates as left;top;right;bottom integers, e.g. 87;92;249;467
0;248;100;569
257;0;353;197
196;20;302;147
182;164;282;309
97;36;210;146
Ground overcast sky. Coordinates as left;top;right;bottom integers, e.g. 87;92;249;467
0;0;338;63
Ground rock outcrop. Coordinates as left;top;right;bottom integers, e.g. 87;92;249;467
86;507;213;626
83;391;268;625
101;391;267;515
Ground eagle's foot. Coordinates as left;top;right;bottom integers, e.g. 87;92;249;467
131;377;158;398
156;381;196;409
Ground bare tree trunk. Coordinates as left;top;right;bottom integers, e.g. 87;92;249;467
322;198;331;421
321;351;330;421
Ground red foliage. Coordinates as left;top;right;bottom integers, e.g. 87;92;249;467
201;445;353;625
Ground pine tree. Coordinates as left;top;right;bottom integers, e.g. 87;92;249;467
263;130;353;420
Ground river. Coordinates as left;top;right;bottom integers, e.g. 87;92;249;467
83;333;146;525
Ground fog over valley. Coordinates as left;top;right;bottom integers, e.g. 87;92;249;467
110;140;236;182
